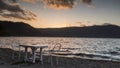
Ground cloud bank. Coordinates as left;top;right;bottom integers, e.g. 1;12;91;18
0;0;93;22
23;0;39;3
43;0;93;9
23;0;93;10
0;0;37;21
42;0;76;10
81;0;92;5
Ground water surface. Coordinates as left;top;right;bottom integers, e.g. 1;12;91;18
0;37;120;62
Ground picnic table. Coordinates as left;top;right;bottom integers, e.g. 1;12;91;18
19;44;48;64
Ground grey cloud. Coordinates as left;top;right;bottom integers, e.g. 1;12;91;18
24;0;93;9
0;0;37;21
0;0;24;14
42;0;76;9
23;0;39;3
23;0;75;7
0;10;36;20
81;0;92;5
1;13;29;20
0;0;93;21
8;0;17;3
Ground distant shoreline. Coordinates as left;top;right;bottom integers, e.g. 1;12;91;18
0;36;120;39
1;21;120;38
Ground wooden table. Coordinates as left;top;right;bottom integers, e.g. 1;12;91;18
19;45;48;64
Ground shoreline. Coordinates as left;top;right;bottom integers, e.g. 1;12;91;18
0;48;120;68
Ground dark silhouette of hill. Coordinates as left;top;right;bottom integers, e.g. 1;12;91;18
0;21;41;36
0;21;120;38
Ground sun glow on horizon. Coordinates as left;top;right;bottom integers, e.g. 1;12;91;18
29;20;89;28
30;22;69;28
0;0;120;28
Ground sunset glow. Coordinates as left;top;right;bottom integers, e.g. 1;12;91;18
0;0;120;28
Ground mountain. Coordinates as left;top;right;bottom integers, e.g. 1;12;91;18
0;21;41;36
0;21;120;38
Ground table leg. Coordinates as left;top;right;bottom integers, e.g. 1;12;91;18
31;47;37;63
40;48;43;64
24;47;28;62
18;46;21;60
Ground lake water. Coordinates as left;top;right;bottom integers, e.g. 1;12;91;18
0;37;120;62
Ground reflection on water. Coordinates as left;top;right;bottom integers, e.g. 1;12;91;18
0;37;120;62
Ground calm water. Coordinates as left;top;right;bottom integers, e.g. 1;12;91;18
0;37;120;62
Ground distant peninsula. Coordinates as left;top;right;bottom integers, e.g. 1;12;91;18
0;21;120;38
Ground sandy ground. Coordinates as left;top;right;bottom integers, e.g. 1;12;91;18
0;48;120;68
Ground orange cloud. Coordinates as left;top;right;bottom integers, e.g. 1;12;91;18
42;0;75;10
22;0;93;10
0;0;37;21
23;0;39;3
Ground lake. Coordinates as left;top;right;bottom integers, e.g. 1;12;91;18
0;37;120;62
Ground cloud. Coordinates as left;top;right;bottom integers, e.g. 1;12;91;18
0;10;36;20
22;0;75;9
0;0;93;23
0;0;37;21
23;0;39;3
42;0;76;10
42;0;93;10
22;0;93;10
9;0;17;3
42;0;92;9
81;0;92;5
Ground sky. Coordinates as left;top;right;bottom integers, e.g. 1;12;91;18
0;0;120;28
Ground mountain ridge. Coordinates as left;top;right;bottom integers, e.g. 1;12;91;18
0;21;120;38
